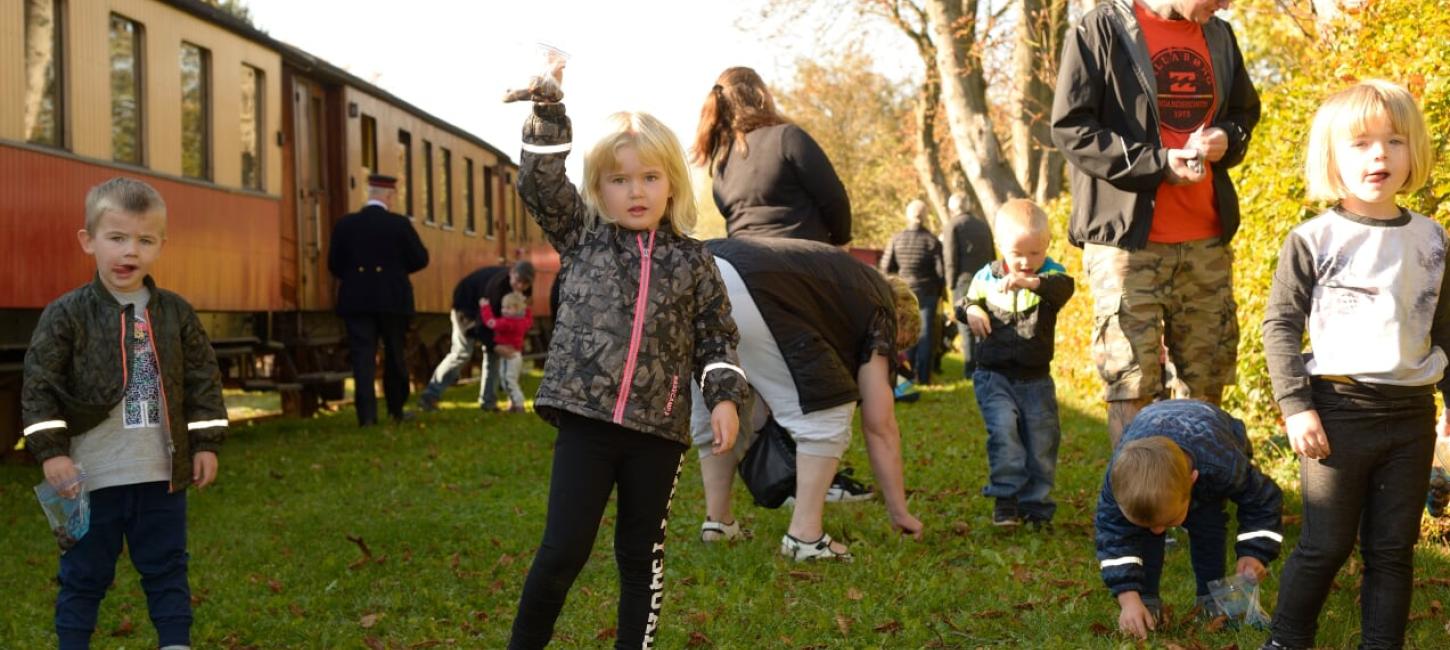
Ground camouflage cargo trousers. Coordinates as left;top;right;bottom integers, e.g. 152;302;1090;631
1082;239;1238;402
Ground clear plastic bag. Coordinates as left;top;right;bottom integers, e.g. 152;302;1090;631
34;465;90;552
502;42;569;103
1207;574;1270;629
1428;437;1450;517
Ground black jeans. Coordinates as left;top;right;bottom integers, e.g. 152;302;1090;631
1270;390;1435;649
509;413;687;650
343;313;411;424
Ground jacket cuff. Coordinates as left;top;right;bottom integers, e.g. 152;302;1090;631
22;422;70;461
522;102;572;150
702;364;750;412
1276;393;1315;418
1234;535;1283;565
188;419;228;454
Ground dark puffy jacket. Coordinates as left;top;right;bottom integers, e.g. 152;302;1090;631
517;103;750;446
22;275;228;491
1050;0;1259;250
1095;400;1283;596
880;226;945;301
956;258;1074;379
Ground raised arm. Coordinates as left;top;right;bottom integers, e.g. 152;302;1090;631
517;102;588;254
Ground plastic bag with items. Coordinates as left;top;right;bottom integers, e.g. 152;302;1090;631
1207;574;1271;629
1427;437;1450;517
502;43;568;103
34;465;90;552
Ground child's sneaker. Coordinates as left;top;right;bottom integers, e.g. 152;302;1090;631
508;404;526;413
992;498;1021;527
700;518;750;542
824;469;874;502
780;533;852;562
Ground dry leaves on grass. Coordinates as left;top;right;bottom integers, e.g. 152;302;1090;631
595;627;617;640
686;631;713;647
110;615;134;637
1088;621;1113;636
363;636;384;650
846;587;864;601
267;578;283;594
360;612;383;629
835;613;852;635
873;619;903;634
788;570;823;582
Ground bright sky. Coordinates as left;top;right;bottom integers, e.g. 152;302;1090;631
244;0;920;178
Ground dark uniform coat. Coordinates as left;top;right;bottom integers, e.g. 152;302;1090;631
328;204;429;314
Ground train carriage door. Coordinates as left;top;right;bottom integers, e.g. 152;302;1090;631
293;77;330;310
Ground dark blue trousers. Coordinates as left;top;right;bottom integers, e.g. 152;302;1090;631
57;481;190;649
344;313;411;425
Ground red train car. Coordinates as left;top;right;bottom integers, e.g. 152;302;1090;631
1;0;559;448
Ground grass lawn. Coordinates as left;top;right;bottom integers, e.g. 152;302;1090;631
3;355;1449;648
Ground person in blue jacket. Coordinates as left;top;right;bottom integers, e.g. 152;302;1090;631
1095;399;1283;640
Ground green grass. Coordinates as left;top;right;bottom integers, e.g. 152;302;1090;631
3;356;1449;648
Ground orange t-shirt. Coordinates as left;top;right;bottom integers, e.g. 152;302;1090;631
1136;2;1221;244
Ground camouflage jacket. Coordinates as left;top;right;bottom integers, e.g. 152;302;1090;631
22;274;228;491
517;103;750;445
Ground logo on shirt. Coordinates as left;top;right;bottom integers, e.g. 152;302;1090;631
1153;48;1215;132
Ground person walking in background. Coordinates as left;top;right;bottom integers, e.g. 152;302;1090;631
943;191;995;377
692;66;852;246
957;200;1074;529
881;200;945;386
1051;0;1260;444
328;174;429;426
418;260;533;412
1260;80;1445;650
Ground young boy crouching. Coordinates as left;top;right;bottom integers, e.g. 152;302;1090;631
22;177;228;650
1095;400;1283;640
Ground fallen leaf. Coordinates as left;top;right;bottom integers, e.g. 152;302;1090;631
976;610;1008;619
1088;622;1112;636
360;613;381;629
289;603;306;618
846;587;864;601
1431;600;1443;618
1012;601;1036;611
873;619;903;634
470;609;489;622
363;636;384;650
111;615;135;637
595;627;617;640
950;521;971;536
1203;614;1228;632
788;570;823;582
687;610;709;625
1048;579;1080;588
835;613;852;635
1011;565;1030;582
686;631;712;647
409;642;442;649
267;578;283;594
1218;644;1239;650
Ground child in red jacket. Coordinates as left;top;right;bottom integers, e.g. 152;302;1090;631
481;291;533;412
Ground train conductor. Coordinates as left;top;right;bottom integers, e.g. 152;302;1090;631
328;173;430;426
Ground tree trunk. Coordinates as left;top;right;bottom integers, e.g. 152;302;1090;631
913;73;952;231
1010;0;1070;203
924;0;1026;219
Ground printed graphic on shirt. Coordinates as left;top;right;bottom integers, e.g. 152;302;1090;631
123;315;162;429
1153;48;1215;132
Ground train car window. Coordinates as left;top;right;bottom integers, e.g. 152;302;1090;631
360;115;378;173
180;42;211;180
440;146;453;228
398;129;413;217
240;64;264;190
464;157;476;234
24;0;66;148
109;14;143;165
422;140;435;223
483;165;496;239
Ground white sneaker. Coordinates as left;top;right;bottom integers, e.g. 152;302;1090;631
700;518;748;542
780;533;852;562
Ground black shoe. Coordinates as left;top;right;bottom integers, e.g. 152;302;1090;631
992;498;1021;527
419;394;440;412
825;469;874;502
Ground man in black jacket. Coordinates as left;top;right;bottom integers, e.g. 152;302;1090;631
418;260;533;412
328;174;429;425
1050;0;1259;443
942;192;995;376
880;200;945;385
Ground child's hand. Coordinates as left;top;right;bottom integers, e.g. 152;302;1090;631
1285;409;1330;460
710;401;739;455
42;456;81;498
193;451;218;489
965;305;992;338
1116;591;1155;640
1236;556;1268;583
1004;271;1040;291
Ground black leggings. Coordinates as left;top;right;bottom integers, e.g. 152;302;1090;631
509;413;686;650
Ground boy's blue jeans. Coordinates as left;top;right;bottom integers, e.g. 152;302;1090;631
973;369;1060;520
56;481;190;650
1137;498;1229;599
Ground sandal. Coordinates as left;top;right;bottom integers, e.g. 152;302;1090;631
700;518;749;542
780;532;852;562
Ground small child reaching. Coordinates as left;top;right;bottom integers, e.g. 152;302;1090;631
505;94;749;647
1095;400;1283;640
1261;79;1447;650
480;291;534;412
956;198;1074;528
22;177;228;650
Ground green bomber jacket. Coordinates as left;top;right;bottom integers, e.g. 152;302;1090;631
22;274;228;491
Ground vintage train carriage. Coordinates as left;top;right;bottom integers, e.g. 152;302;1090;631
0;0;559;450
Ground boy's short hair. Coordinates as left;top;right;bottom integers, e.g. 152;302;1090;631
1110;437;1193;526
1305;79;1433;202
502;291;528;312
884;275;921;352
581;111;698;237
85;177;167;234
993;198;1049;241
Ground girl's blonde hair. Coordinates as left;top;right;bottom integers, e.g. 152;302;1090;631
1305;79;1434;202
502;291;528;313
581;111;698;237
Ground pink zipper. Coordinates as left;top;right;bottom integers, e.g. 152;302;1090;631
118;312;129;388
613;230;656;424
142;309;178;492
